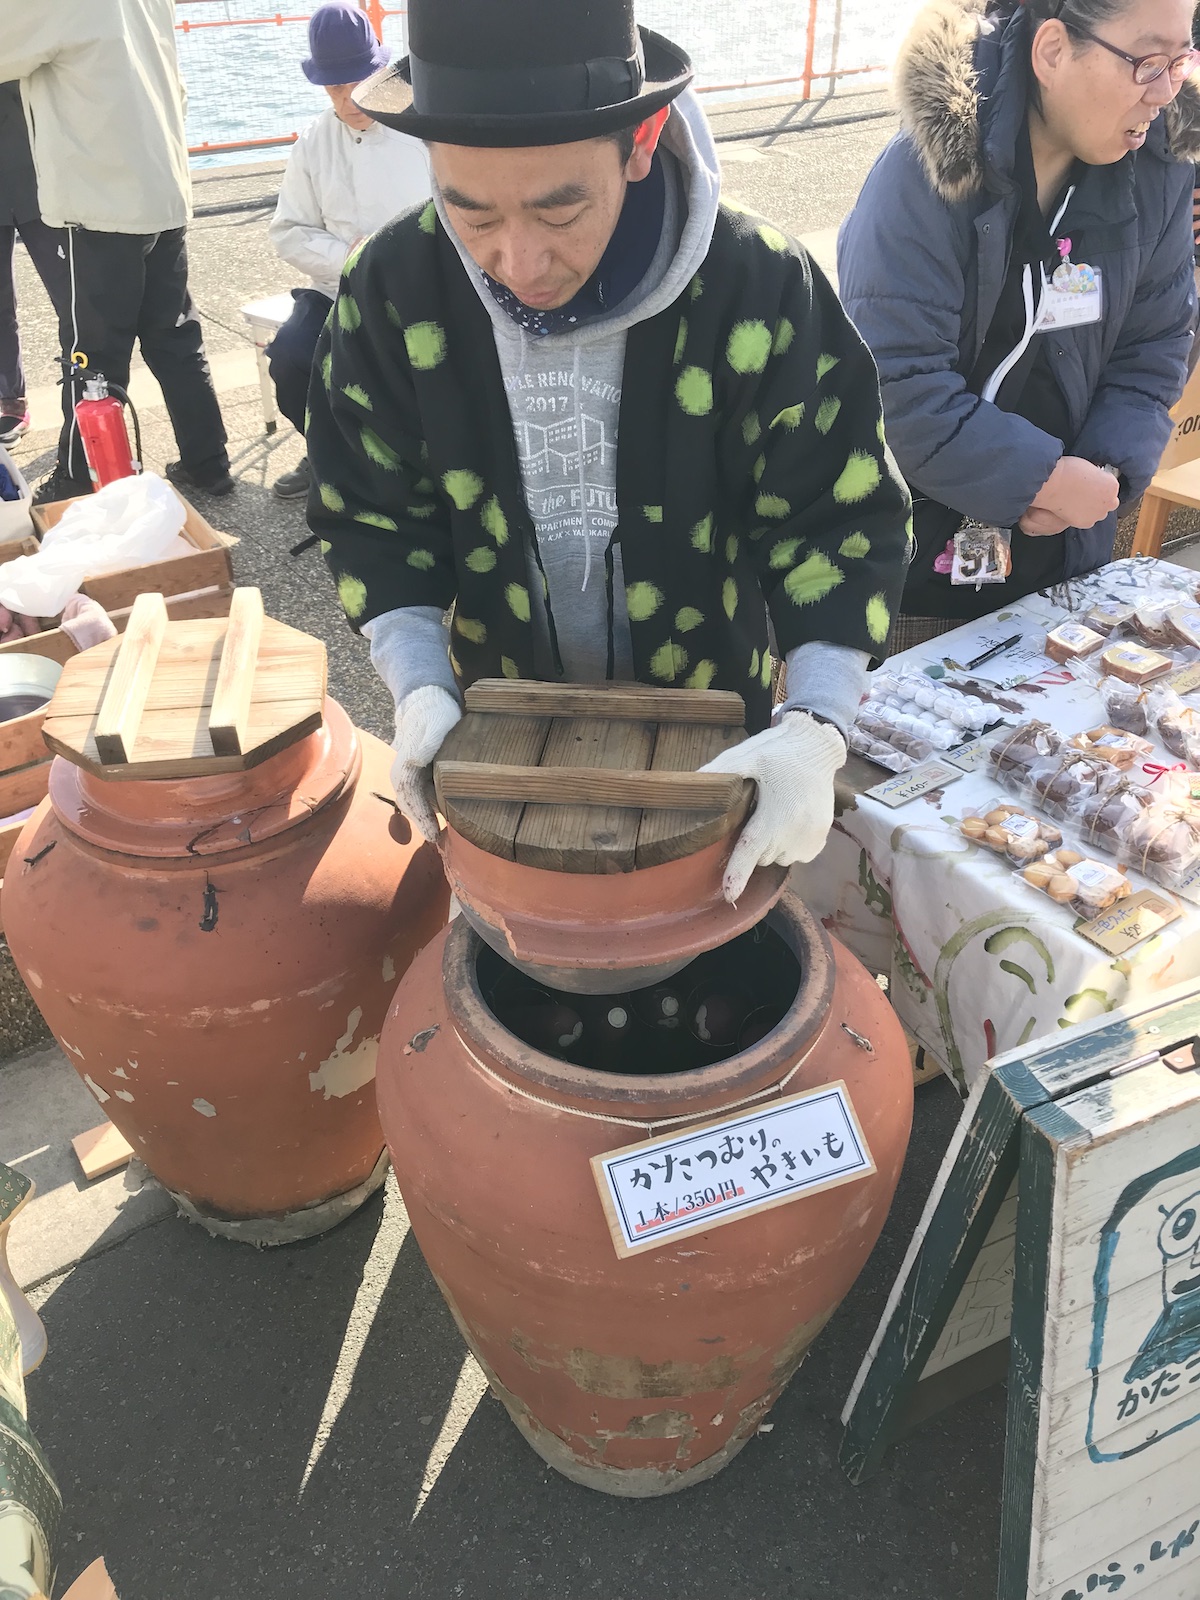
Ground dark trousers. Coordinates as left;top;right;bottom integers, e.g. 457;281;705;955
0;216;72;407
58;226;228;482
266;288;333;437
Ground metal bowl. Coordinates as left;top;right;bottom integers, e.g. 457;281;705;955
0;651;62;722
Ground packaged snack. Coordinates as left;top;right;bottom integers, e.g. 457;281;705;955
960;804;1062;863
1084;601;1136;636
1046;621;1105;663
1100;680;1149;736
1166;603;1200;650
1022;849;1132;915
849;728;917;774
1131;601;1176;648
990;721;1061;777
1067;724;1153;769
1126;805;1200;879
1078;781;1151;853
1027;752;1110;816
1155;695;1200;758
1100;642;1175;685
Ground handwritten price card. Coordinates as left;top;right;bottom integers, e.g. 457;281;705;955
592;1081;875;1258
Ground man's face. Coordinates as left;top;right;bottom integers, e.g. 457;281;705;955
430;134;648;310
326;82;374;133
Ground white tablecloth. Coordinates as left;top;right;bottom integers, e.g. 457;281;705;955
793;558;1200;1094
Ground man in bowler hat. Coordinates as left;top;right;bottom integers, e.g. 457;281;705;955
305;0;912;901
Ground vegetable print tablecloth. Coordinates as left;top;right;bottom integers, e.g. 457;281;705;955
792;558;1200;1095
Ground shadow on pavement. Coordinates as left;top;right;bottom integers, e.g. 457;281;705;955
27;1077;1004;1600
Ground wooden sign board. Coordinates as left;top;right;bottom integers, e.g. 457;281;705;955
839;981;1200;1600
1156;356;1200;474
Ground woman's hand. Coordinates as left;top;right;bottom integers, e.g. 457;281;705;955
1018;507;1070;537
1031;457;1120;531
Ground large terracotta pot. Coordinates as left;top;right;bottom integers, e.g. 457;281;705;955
377;891;912;1495
4;698;448;1243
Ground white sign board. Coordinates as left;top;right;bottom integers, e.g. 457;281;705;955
591;1081;874;1258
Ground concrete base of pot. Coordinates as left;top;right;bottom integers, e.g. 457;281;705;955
168;1147;390;1246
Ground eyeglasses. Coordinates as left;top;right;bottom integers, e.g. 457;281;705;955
1061;20;1198;86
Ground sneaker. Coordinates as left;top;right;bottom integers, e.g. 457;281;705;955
31;463;92;506
164;459;236;498
273;457;311;501
0;410;29;446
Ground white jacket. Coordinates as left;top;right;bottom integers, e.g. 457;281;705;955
0;0;190;235
269;110;430;301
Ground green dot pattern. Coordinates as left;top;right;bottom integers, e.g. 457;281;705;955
689;275;704;301
385;301;403;329
321;352;332;390
770;537;804;570
505;583;531;622
626;582;663;622
840;532;871;559
407;549;436;570
674;318;688;365
722;577;738;620
866;594;891;646
727;320;773;375
742;411;761;447
418;201;437;235
772;318;795;357
758;224;789;253
342;383;372;411
337;294;361;333
771;403;804;432
650;642;688;682
405;321;447;371
342;238;367;276
409;503;436;520
443;469;484;510
361;428;401;471
690;514;714;554
466;546;497;573
756;493;791;520
784;551;845;607
319;539;331;555
752;454;766;483
501;656;520;679
725;535;739;564
676;367;713;416
686;660;717;690
643;505;663;524
749;648;760;679
816;353;840;381
833;452;882;505
455;615;487;644
814;396;842;435
337;573;367;619
318;482;345;513
761;652;772;689
481;496;509;545
675;606;704;633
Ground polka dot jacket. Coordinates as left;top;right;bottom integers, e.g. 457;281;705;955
306;199;913;732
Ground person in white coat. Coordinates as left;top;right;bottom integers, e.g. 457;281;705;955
267;3;429;500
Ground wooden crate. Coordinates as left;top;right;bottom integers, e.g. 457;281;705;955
30;486;235;612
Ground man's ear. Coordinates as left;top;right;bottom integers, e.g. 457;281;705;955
627;107;671;181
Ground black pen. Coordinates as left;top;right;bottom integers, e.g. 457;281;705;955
964;632;1023;672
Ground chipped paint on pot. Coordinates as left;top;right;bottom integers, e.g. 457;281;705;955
378;891;911;1494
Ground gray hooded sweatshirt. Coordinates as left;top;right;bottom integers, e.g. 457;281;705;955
367;91;867;734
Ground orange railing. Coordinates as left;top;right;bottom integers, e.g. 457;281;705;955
178;0;887;160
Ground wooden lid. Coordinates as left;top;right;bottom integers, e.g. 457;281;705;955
434;680;752;873
42;587;327;780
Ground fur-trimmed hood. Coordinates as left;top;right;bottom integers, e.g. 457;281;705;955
895;0;1200;204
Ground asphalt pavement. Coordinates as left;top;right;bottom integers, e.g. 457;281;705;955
3;89;1030;1598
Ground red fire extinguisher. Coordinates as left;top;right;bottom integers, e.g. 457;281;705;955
73;372;142;490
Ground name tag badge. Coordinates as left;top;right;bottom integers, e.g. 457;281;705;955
1037;266;1103;332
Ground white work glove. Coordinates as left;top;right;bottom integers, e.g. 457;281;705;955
390;684;462;843
60;593;117;651
701;710;846;904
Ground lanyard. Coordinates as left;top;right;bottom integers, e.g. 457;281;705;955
980;185;1075;405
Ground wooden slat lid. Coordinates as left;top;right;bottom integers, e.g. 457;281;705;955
434;679;752;873
41;587;328;780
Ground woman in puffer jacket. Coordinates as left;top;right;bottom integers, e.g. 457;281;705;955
838;0;1200;653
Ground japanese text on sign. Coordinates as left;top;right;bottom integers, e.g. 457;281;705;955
592;1081;875;1258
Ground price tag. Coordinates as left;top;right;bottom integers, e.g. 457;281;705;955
1167;660;1200;696
944;737;995;773
865;759;962;809
1076;890;1181;955
592;1081;875;1258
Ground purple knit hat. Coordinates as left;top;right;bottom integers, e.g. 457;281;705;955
302;3;391;87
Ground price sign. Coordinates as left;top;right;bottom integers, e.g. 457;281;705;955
943;737;997;773
865;759;962;809
592;1081;875;1258
1076;890;1182;955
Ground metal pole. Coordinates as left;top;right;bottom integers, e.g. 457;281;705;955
801;0;820;101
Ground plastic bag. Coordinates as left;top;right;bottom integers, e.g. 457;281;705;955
0;473;186;617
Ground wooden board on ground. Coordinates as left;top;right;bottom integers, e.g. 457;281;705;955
839;981;1200;1600
435;678;751;873
71;1122;135;1181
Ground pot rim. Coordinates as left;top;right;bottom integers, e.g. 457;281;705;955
440;889;837;1121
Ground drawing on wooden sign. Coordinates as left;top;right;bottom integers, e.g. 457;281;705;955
1087;1147;1200;1463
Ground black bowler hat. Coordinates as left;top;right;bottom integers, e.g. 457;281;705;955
353;0;693;147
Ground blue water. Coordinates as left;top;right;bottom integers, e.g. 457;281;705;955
177;0;918;164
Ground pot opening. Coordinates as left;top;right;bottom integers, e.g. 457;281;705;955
476;916;802;1077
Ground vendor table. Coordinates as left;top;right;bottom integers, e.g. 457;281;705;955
793;558;1200;1095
